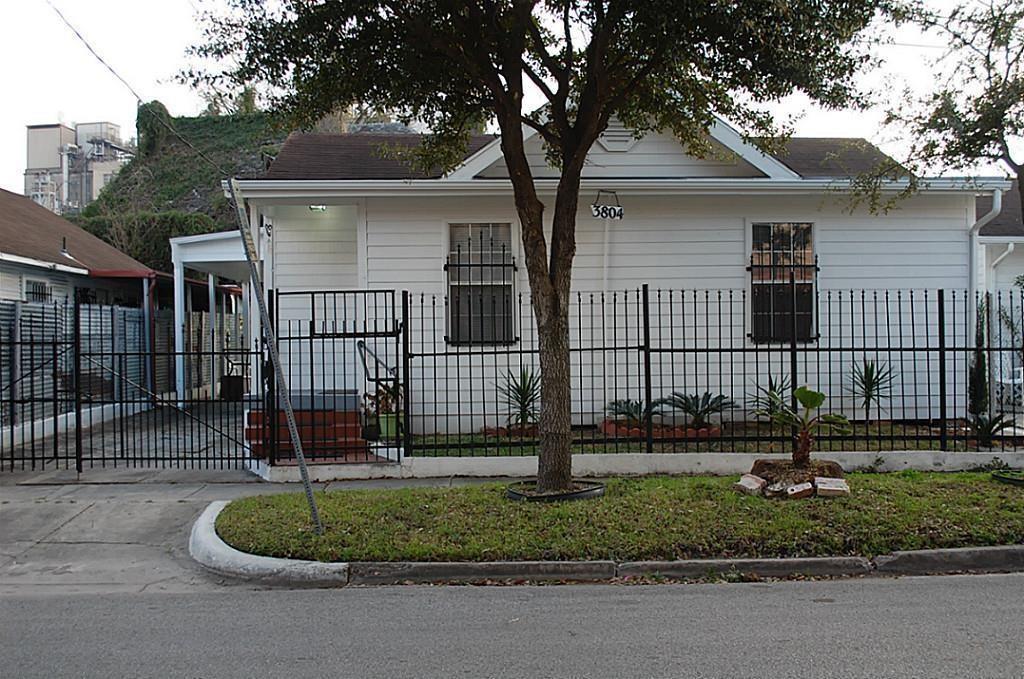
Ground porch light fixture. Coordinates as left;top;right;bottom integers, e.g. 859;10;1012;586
590;190;623;219
308;204;327;212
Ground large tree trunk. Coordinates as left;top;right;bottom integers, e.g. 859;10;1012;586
534;289;573;492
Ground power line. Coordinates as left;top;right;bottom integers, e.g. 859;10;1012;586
42;0;231;176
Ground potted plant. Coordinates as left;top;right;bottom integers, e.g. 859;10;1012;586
494;368;541;437
601;399;663;438
752;386;850;485
662;391;735;437
364;381;400;441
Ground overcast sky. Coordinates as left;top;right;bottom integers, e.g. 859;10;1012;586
0;1;1015;195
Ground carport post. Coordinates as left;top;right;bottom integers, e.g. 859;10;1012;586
208;274;218;398
141;277;154;399
173;249;186;408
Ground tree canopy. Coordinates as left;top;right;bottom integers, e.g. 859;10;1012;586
887;0;1023;211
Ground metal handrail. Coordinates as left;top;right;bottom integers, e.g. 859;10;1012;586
356;339;397;384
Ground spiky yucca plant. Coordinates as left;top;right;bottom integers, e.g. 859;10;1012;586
747;375;792;420
496;368;541;429
851;359;895;425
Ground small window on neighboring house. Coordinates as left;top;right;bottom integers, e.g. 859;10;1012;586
749;222;817;343
446;223;516;345
24;279;52;304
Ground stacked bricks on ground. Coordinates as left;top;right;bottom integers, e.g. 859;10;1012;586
734;475;850;499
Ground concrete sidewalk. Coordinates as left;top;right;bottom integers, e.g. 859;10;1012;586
0;471;498;595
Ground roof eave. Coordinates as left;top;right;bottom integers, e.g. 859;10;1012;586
232;176;1013;201
0;252;89;276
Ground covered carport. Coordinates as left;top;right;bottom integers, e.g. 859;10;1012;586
169;231;251;401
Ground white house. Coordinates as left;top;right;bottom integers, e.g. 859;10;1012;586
224;120;1012;453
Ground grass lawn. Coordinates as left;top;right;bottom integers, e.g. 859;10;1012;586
216;472;1024;563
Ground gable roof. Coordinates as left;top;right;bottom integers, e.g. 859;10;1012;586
262;133;495;180
0;188;151;277
262;130;900;182
978;186;1023;237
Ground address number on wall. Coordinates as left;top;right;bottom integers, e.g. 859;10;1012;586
590;204;624;219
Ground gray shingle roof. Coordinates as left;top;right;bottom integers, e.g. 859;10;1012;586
978;186;1023;237
771;137;902;179
262;133;495;180
262;132;901;181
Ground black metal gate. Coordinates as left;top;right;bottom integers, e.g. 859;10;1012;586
1;293;257;472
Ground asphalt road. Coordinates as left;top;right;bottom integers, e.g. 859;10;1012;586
2;574;1023;679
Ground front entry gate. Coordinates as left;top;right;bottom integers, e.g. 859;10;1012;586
1;289;402;474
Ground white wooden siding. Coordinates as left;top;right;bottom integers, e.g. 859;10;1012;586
268;205;359;295
985;243;1024;291
0;261;73;303
263;190;974;430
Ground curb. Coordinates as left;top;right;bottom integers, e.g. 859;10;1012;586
189;502;1024;587
874;545;1024;575
188;501;350;587
618;557;872;580
350;560;616;585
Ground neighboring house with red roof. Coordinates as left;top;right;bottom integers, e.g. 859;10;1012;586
0;187;153;305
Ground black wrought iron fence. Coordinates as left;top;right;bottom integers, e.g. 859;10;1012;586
403;281;1024;456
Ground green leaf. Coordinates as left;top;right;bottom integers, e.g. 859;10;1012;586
794;386;826;410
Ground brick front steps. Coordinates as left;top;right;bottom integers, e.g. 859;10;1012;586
245;408;374;464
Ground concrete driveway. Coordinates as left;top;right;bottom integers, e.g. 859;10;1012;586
0;470;498;595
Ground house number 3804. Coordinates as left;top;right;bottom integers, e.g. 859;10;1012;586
590;204;624;219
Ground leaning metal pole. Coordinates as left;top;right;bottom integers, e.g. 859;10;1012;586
227;178;323;534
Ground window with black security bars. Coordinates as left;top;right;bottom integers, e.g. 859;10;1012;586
445;223;517;345
749;222;817;343
24;280;52;304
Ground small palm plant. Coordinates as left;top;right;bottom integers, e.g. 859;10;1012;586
496;368;541;431
850;359;895;426
606;399;663;428
757;386;851;467
663;391;736;429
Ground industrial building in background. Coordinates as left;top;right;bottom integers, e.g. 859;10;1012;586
23;121;133;215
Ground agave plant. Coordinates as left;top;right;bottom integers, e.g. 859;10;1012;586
663;391;736;429
496;368;541;429
747;375;792;420
606;399;663;427
969;413;1014;448
850;359;895;425
757;386;851;467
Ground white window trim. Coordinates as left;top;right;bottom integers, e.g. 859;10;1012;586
743;218;817;346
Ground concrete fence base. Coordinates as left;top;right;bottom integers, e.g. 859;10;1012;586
253;450;1024;483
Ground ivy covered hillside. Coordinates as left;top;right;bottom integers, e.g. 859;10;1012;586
75;102;288;272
